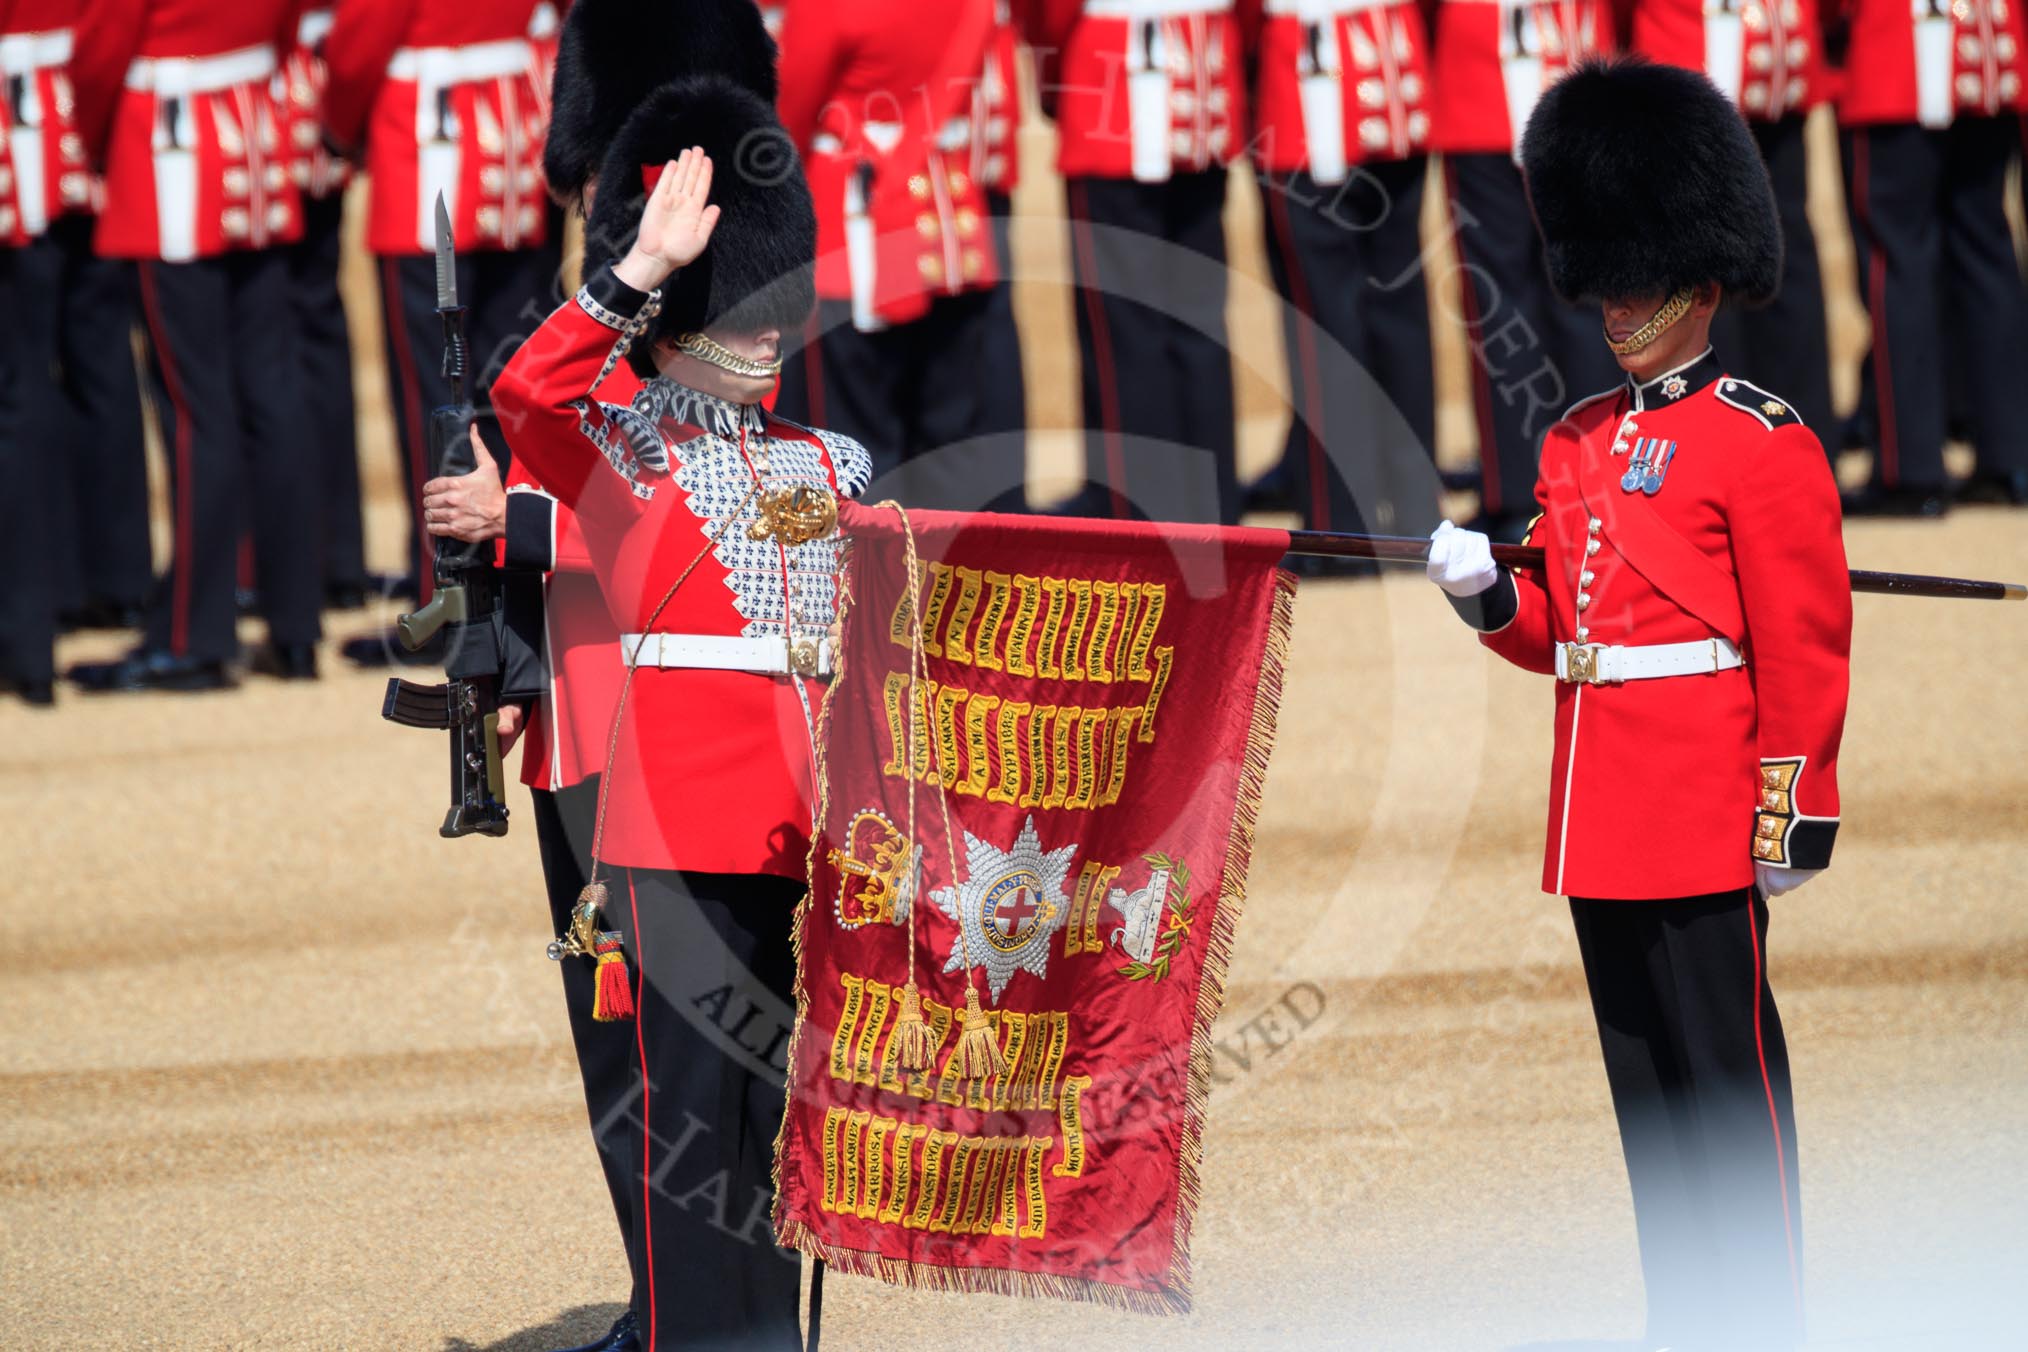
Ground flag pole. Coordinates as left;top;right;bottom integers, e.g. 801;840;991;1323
1284;531;2028;603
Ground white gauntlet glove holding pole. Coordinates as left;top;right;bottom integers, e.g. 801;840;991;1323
1426;521;1501;597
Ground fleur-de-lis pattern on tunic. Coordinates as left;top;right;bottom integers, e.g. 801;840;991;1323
587;378;873;642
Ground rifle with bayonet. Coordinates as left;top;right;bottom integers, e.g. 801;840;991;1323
380;195;511;838
1286;532;2028;601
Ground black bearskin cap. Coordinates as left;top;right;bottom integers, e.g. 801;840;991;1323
543;0;779;207
584;76;817;346
1520;57;1783;305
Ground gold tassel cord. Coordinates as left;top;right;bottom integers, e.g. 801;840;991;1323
954;985;1005;1080
880;502;933;1071
876;501;1004;1082
891;980;932;1070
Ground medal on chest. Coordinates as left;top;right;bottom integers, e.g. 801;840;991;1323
1619;437;1679;496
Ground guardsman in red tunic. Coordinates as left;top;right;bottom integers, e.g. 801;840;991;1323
1;0;149;705
771;0;1006;510
1021;0;1247;523
320;0;554;659
1833;0;2028;512
1429;0;1623;541
1626;0;1836;452
67;0;321;692
1239;0;1442;558
3;0;152;642
1427;59;1850;1349
492;75;868;1348
277;5;370;609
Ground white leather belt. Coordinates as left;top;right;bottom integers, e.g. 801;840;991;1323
124;45;275;94
622;633;835;678
387;39;533;84
0;29;73;74
1084;0;1234;18
1557;637;1744;686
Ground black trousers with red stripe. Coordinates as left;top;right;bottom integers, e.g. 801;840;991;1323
1445;153;1623;524
1569;889;1804;1351
1258;160;1440;537
290;194;366;594
775;290;1008;511
1710;116;1836;454
1064;171;1239;524
530;778;643;1312
28;216;152;618
379;246;563;595
1842;116;2028;490
600;866;803;1352
136;250;320;661
979;189;1028;469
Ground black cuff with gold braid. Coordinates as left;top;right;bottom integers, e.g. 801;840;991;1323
1752;757;1838;869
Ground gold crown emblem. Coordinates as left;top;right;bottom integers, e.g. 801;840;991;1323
828;809;919;930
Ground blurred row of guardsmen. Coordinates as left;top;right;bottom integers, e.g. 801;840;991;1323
4;0;2027;702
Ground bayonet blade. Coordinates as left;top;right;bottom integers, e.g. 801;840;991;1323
433;194;457;311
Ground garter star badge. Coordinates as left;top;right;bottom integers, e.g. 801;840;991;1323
1661;374;1688;399
931;814;1078;1000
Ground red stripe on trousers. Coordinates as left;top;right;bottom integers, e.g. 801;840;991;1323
1066;181;1130;519
1852;133;1900;484
382;257;433;603
1443;158;1507;513
1264;184;1333;531
628;871;657;1347
136;262;196;657
1747;898;1804;1320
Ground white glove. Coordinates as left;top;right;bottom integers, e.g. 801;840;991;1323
1426;521;1499;598
1755;862;1821;899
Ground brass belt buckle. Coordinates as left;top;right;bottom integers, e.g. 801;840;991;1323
1563;641;1600;686
789;638;822;678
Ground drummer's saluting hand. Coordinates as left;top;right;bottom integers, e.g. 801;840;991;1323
613;147;720;292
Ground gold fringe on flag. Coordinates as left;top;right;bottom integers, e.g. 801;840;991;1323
1161;566;1298;1303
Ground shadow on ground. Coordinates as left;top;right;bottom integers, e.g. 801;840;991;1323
442;1303;627;1352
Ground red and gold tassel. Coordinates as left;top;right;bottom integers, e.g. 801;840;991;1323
591;931;635;1023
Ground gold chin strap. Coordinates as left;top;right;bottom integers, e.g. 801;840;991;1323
1606;287;1696;356
674;330;784;379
